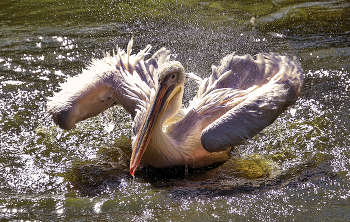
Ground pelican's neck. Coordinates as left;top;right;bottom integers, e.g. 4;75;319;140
142;109;227;169
141;86;187;168
148;119;182;166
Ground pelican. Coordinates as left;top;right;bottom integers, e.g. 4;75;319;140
47;39;303;176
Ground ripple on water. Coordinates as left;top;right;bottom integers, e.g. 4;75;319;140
1;0;350;219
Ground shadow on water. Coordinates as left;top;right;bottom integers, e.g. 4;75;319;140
65;141;336;199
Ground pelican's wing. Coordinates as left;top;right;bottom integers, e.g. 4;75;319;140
185;53;303;152
47;39;171;130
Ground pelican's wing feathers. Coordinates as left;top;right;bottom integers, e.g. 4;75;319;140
185;53;303;152
47;39;171;130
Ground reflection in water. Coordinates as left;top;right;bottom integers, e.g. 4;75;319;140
0;0;350;221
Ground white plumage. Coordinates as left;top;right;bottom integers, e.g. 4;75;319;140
47;39;303;175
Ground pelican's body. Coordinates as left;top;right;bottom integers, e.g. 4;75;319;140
47;39;303;175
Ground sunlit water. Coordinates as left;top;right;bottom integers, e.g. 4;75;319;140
1;0;349;221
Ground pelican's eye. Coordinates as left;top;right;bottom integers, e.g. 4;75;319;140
172;74;176;79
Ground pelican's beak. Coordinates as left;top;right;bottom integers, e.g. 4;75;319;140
129;82;176;176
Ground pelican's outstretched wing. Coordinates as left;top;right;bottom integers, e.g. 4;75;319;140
185;53;303;152
47;39;171;130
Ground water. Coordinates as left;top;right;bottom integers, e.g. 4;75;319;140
1;0;349;221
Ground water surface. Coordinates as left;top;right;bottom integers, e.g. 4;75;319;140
1;0;349;221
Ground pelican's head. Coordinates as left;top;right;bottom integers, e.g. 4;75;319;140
130;61;185;175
